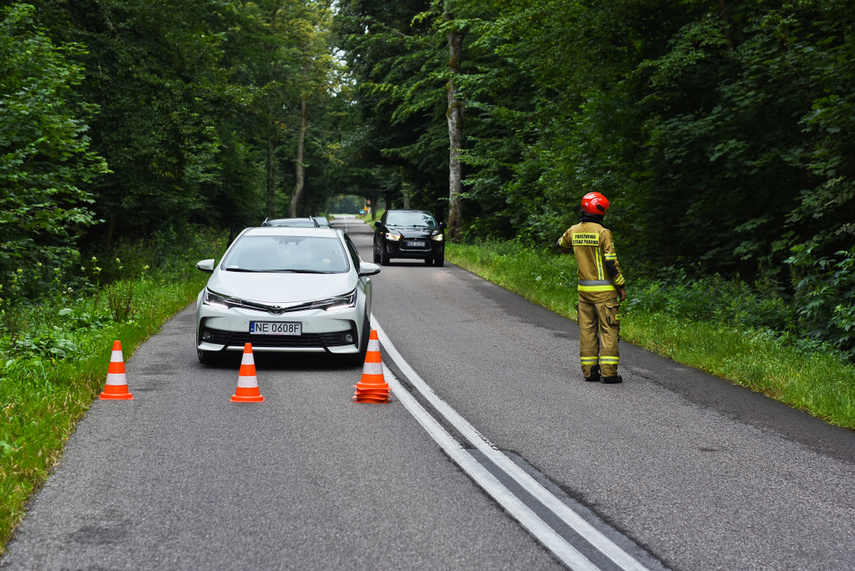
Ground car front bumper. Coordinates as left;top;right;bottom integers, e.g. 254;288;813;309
195;293;367;355
384;239;444;259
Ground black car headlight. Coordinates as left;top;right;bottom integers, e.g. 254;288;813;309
430;233;444;242
385;231;403;241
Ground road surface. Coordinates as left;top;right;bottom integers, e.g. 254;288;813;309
3;219;854;570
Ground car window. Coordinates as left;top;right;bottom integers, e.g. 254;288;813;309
343;234;363;269
386;211;436;228
221;235;349;273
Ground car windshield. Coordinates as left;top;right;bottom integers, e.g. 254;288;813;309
221;235;349;273
386;211;436;228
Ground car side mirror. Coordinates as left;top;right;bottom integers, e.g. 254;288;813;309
358;261;381;277
196;259;215;273
438;221;447;230
374;222;384;231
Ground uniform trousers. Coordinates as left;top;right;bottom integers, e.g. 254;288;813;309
577;298;621;378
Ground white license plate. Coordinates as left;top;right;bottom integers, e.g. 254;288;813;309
250;321;302;335
407;240;427;247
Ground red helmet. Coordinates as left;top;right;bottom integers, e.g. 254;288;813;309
580;192;610;215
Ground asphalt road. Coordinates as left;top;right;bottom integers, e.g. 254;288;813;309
3;218;854;570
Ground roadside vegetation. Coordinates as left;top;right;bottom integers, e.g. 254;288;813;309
446;241;855;430
0;229;225;554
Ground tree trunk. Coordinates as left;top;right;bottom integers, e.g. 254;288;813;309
266;136;276;219
446;21;465;242
289;98;308;217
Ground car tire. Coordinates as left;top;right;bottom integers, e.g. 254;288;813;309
434;255;445;267
347;315;371;366
197;348;218;365
380;248;390;266
373;247;380;263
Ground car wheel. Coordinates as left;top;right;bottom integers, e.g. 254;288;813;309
347;314;371;366
373;246;380;264
434;255;445;267
197;348;218;365
380;248;390;266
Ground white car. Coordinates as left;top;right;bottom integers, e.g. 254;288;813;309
195;226;380;364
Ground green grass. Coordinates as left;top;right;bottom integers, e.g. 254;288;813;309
0;230;224;554
446;241;855;429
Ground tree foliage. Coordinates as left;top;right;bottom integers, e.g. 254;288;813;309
334;0;855;357
2;0;853;357
0;3;106;300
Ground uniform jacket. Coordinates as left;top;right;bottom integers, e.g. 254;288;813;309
558;220;625;304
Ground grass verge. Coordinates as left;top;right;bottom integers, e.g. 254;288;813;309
446;241;855;430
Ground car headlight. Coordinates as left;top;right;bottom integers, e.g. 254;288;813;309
430;233;444;242
203;288;234;308
310;289;357;311
386;231;402;241
203;288;262;311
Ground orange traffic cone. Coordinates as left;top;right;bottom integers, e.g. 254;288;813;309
353;330;390;403
100;340;133;400
231;343;264;402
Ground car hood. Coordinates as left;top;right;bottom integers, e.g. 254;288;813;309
207;270;356;304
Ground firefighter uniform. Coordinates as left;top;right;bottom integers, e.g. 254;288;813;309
558;220;625;381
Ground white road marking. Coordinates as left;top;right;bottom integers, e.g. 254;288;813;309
372;319;652;571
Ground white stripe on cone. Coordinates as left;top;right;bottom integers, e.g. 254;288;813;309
237;352;258;388
362;361;383;375
105;349;126;385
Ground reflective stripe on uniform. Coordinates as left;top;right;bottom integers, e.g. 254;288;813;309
578;279;616;292
578;285;616;292
580;356;599;365
595;252;604;280
599;356;619;365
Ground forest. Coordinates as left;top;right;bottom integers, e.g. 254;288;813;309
1;0;854;360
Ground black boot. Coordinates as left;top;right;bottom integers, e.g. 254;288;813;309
602;374;623;384
585;365;601;382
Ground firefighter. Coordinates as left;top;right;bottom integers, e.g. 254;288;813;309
557;192;626;383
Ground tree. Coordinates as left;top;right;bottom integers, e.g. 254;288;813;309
33;0;241;244
0;3;106;299
286;0;337;217
443;0;466;241
334;0;452;218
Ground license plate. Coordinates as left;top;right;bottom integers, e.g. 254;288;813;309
407;240;426;247
249;321;302;335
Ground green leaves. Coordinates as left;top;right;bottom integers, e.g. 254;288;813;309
0;3;104;301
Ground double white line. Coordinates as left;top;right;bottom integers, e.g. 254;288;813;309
372;319;655;571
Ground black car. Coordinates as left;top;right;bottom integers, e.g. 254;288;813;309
373;209;446;266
